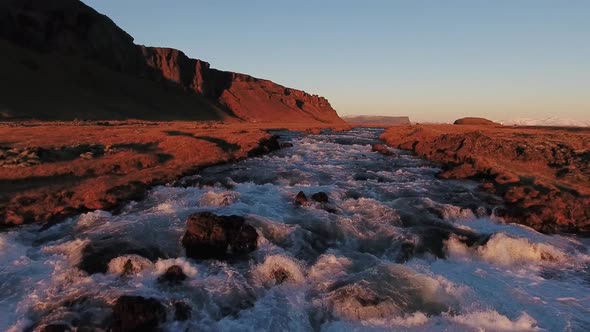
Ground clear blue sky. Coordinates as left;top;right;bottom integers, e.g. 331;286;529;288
84;0;589;123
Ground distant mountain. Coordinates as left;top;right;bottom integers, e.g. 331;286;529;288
343;115;411;126
500;117;590;127
0;0;343;123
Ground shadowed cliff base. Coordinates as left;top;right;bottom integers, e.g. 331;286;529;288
0;0;343;124
381;123;590;235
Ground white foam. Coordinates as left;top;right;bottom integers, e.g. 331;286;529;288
107;255;154;276
448;233;573;267
198;191;240;207
251;255;305;287
451;310;540;331
308;253;353;286
154;257;198;278
75;210;112;229
42;239;90;265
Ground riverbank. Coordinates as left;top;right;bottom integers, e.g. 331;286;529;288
0;121;351;227
381;124;590;235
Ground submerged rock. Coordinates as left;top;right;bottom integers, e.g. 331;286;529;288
40;323;73;332
157;265;187;285
311;192;329;203
173;301;192;321
324;264;458;321
280;142;294;148
248;136;281;157
111;295;166;332
79;239;165;274
181;212;258;259
397;225;491;262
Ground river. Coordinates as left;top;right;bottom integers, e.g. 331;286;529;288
1;128;589;331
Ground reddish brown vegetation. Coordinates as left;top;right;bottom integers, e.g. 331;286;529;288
381;124;590;235
0;121;349;227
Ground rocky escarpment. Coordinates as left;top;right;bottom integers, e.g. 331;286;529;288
381;125;590;235
140;47;343;123
0;0;343;123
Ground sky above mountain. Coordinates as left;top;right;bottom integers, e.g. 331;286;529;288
84;0;590;123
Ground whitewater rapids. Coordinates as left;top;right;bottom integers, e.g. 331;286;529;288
1;128;589;331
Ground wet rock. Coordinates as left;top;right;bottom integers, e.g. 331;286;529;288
272;268;290;284
107;255;153;276
157;265;187;285
173;301;192;321
325;264;458;320
181;212;258;259
371;143;394;156
40;323;73;332
323;206;338;214
248;136;281;157
295;191;308;206
311;192;329;203
112;295;166;332
397;225;491;262
280;142;294;148
78;240;165;274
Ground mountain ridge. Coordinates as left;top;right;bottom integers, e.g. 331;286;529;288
0;0;343;124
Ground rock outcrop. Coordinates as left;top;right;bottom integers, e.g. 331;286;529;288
453;117;499;125
0;0;343;124
381;124;590;235
182;212;258;259
111;296;166;332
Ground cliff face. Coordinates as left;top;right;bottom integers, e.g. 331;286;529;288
0;0;343;123
140;47;343;123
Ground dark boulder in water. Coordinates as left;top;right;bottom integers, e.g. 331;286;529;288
248;136;281;157
78;239;165;274
111;295;166;332
40;323;73;332
272;268;291;284
157;265;187;285
182;212;258;259
397;225;491;262
295;191;309;206
173;301;192;321
280;142;294;148
311;192;329;203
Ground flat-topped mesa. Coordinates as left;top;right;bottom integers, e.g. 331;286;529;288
343;115;411;126
453;117;500;125
0;0;343;124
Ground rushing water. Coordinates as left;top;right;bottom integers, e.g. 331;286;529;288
1;128;589;331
